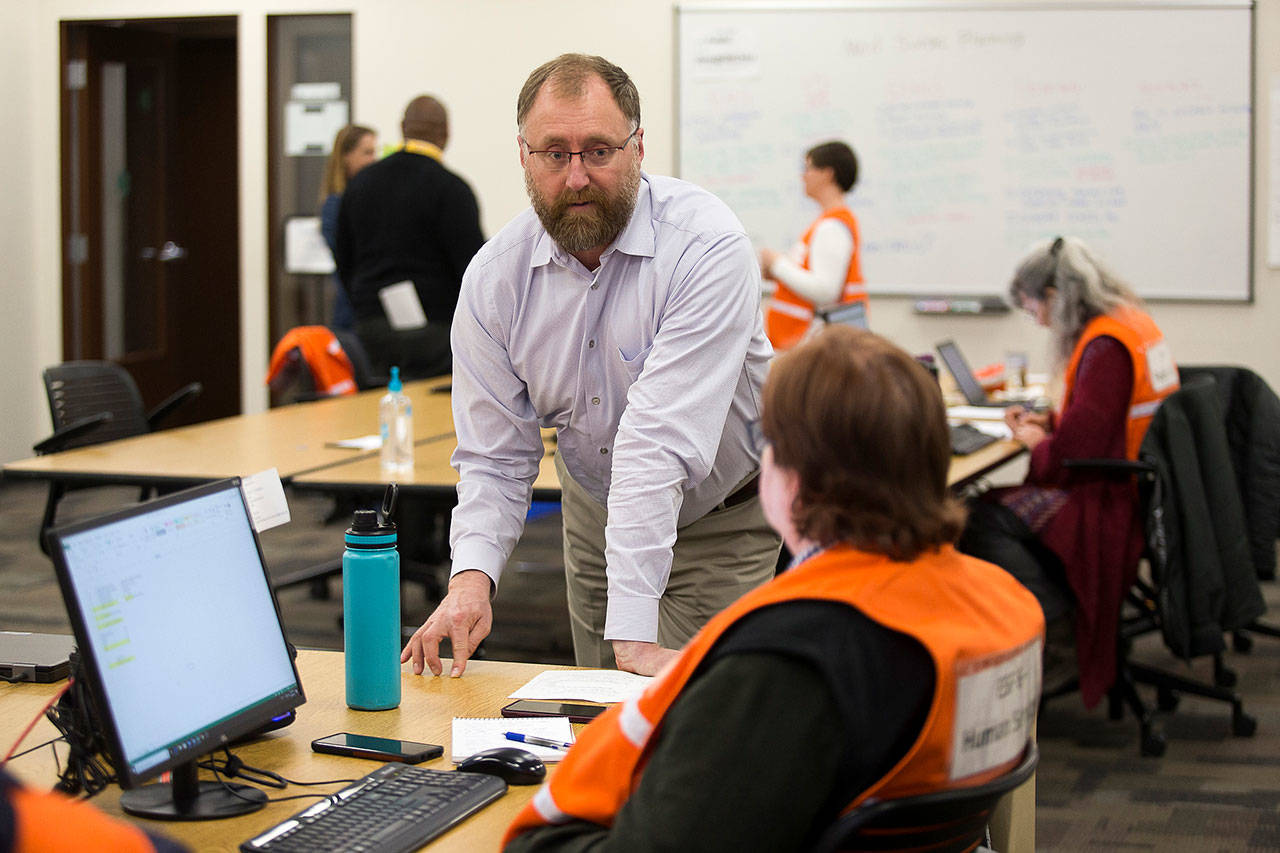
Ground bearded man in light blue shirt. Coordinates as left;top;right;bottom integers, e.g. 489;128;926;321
401;53;780;678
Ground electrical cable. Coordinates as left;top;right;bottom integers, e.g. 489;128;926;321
1;679;73;766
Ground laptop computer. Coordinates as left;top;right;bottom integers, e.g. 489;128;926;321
936;339;1040;408
816;300;868;330
0;631;74;683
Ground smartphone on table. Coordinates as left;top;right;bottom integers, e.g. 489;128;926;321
501;700;608;725
311;732;443;764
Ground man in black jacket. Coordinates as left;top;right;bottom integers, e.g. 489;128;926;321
334;95;484;379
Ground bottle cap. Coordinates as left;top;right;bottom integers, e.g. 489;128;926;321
388;365;402;393
346;506;396;541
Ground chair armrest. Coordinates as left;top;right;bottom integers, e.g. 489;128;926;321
1063;458;1155;475
32;412;113;454
146;382;203;429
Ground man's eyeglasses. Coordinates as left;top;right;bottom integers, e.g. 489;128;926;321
522;129;638;172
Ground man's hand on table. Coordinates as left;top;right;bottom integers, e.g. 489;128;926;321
612;639;679;676
401;570;493;677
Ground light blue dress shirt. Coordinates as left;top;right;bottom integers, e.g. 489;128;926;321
448;173;773;642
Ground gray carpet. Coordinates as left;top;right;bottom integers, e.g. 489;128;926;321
3;478;1279;849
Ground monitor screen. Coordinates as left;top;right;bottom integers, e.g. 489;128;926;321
48;478;304;818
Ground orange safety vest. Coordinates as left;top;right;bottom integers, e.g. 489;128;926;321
1061;305;1179;460
504;545;1044;846
265;326;357;396
765;207;866;351
6;782;165;852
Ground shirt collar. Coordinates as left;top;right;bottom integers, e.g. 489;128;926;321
784;542;828;573
402;139;443;161
529;172;656;271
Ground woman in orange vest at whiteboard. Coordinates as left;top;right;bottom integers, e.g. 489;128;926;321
504;327;1043;852
759;141;866;351
959;236;1179;707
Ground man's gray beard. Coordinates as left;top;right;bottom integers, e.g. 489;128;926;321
526;162;641;254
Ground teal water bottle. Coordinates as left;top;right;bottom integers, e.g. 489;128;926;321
343;484;401;710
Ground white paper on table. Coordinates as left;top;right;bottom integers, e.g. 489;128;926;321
325;434;382;450
509;669;653;704
947;405;1010;423
240;468;291;532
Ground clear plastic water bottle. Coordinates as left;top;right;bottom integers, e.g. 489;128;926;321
343;485;401;710
380;366;413;475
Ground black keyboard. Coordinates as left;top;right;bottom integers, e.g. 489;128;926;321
240;763;507;853
950;423;999;456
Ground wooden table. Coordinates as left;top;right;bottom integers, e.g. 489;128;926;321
292;432;563;500
293;433;1024;498
0;650;569;852
2;376;456;488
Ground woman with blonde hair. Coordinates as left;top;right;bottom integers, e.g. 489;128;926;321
319;124;377;331
960;235;1179;706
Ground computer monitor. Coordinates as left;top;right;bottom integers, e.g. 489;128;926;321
47;478;305;821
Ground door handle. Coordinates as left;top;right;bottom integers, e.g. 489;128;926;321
140;241;188;262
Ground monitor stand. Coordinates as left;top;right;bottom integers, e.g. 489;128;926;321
120;759;266;821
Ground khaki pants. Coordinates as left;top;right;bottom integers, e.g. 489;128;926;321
556;454;781;668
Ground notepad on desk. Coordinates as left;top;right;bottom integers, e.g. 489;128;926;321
451;716;574;763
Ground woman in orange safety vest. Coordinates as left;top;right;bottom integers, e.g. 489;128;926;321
505;326;1044;852
958;236;1179;708
760;140;867;351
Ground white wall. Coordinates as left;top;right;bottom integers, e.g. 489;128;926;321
2;0;1278;463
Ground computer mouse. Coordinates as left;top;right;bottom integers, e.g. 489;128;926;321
456;747;546;785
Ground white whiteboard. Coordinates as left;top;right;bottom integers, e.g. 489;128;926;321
676;2;1254;300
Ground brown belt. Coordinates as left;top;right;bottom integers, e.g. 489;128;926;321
720;473;759;509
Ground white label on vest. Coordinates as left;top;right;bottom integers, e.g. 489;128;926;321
1146;340;1177;392
949;639;1042;781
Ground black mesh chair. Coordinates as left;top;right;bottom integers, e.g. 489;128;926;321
808;742;1037;853
32;361;202;552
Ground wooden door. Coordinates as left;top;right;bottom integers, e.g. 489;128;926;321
60;19;240;426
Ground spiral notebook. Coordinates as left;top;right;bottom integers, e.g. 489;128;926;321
451;716;574;763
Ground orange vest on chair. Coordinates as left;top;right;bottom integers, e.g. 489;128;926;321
265;326;357;396
765;207;866;351
504;545;1044;846
1061;305;1178;460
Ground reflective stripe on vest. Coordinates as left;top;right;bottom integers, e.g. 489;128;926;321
1061;305;1179;460
766;207;866;350
504;545;1044;845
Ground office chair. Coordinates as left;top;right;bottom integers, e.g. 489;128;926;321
1178;365;1280;654
1059;376;1262;756
808;742;1037;853
32;361;202;553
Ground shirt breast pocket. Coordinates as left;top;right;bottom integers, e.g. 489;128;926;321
617;343;653;386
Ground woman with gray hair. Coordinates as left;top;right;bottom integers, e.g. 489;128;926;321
959;235;1179;707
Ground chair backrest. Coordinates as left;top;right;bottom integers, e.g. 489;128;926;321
1175;364;1280;582
809;742;1038;853
43;361;151;449
332;327;385;391
1138;376;1266;657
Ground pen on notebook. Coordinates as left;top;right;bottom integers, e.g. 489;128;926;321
504;731;572;751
